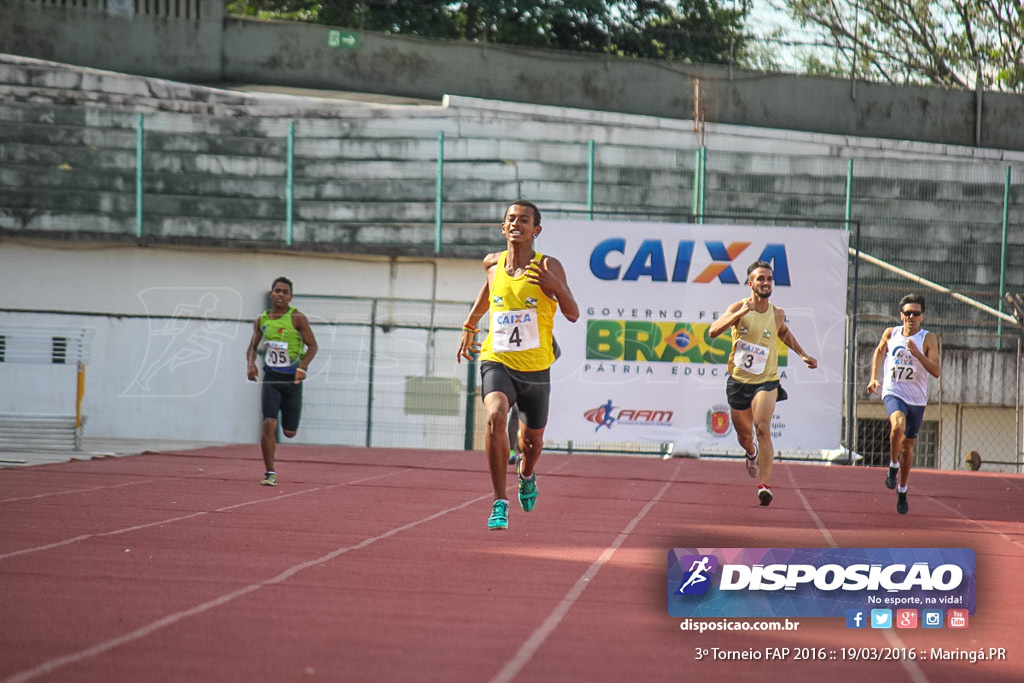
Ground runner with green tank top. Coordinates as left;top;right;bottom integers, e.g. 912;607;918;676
246;276;318;487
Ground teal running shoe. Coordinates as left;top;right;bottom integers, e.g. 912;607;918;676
518;468;538;513
487;500;509;530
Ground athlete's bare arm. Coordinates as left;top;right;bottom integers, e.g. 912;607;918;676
775;306;817;369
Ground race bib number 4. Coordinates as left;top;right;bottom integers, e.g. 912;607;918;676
491;309;540;353
735;339;770;375
265;340;291;368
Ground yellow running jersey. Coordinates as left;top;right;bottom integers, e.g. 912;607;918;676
727;303;781;383
479;251;558;371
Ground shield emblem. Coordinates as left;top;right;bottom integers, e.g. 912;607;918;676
707;407;732;436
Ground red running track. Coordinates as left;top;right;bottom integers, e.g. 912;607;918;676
1;445;1022;683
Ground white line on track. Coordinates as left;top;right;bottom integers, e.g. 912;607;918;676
784;466;930;683
488;459;684;683
0;469;405;561
0;465;248;504
2;485;493;683
926;495;1024;550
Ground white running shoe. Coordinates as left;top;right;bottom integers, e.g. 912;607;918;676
745;441;759;478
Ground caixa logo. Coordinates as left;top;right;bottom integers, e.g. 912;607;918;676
589;239;791;285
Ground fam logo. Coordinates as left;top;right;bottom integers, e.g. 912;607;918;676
589;239;791;285
706;404;733;437
676;554;719;595
584;400;674;432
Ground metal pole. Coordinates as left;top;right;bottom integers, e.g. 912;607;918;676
286;121;295;246
691;149;701;221
698;147;706;223
997;166;1011;349
845;160;856;460
847;218;861;464
75;362;85;450
434;131;444;253
464;358;477;450
587;140;595;220
366;299;377;447
845;159;854;227
135;113;144;238
1018;335;1023;473
852;249;1017;324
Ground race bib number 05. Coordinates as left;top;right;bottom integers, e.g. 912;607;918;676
265;340;291;368
491;309;540;353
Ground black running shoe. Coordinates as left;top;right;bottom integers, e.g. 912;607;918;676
897;491;908;514
885;466;898;490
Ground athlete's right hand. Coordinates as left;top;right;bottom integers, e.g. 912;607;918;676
866;378;880;395
457;332;481;363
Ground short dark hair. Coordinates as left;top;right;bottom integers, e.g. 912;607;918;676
506;200;541;225
747;260;772;276
899;293;926;313
271;276;293;293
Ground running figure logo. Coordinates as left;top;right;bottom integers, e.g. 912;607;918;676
677;554;718;595
585;399;616;432
123;287;242;398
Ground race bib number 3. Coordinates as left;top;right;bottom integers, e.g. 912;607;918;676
265;340;291;368
735;339;770;375
491;309;540;353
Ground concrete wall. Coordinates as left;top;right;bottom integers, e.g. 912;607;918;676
0;240;482;444
2;0;1023;152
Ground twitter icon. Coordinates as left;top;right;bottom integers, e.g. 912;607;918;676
870;609;892;629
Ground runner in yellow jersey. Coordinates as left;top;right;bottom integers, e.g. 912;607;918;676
709;260;817;506
457;200;579;530
245;276;318;487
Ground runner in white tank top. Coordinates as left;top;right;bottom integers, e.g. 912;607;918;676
867;294;941;515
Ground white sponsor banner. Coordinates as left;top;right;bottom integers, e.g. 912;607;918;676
543;221;848;455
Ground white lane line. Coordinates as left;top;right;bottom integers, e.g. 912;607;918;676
785;466;930;683
489;460;683;683
2;490;492;683
0;469;405;560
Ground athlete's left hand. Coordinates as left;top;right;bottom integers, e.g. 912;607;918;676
801;355;818;369
525;262;564;297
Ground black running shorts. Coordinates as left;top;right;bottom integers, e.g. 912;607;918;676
261;368;303;432
726;376;788;412
480;361;551;430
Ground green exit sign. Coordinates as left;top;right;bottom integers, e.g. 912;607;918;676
327;30;359;49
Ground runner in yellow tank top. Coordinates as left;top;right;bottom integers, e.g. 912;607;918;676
709;260;817;507
457;200;579;530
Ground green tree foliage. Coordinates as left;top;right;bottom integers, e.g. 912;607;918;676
785;0;1023;92
612;1;751;63
227;1;753;66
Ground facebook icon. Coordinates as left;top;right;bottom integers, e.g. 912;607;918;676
845;609;867;629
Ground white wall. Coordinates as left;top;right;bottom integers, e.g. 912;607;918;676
0;240;485;443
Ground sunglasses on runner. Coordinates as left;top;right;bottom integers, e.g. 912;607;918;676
901;309;923;317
